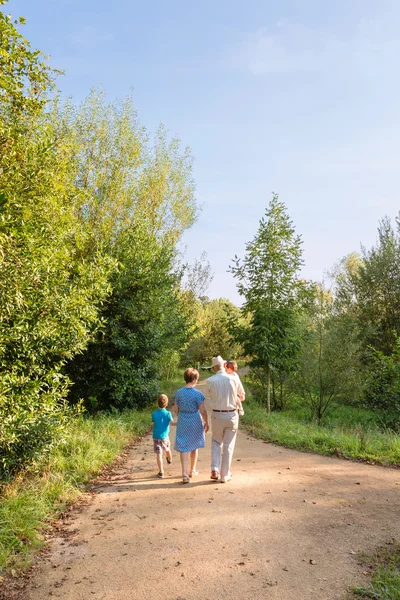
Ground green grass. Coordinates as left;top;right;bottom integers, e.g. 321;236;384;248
349;543;400;599
159;376;183;402
0;408;151;572
241;392;400;466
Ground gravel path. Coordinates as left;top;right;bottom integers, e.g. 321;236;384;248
26;417;400;600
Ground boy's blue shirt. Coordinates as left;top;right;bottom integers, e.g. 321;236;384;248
152;407;173;439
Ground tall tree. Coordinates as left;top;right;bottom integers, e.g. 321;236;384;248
230;194;304;412
184;298;242;366
294;285;362;423
60;91;199;409
353;216;400;356
0;6;111;476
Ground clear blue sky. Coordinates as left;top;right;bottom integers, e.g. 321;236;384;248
7;0;400;303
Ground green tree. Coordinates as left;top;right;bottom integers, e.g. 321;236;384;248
294;285;362;423
0;8;111;476
67;226;189;409
230;194;304;413
184;298;242;366
60;91;198;409
352;216;400;356
0;0;58;118
364;338;400;428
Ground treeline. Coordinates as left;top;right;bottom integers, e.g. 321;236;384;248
0;7;201;478
231;195;400;427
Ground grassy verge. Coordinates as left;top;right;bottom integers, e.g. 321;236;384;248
241;392;400;466
0;408;151;573
348;542;400;599
159;377;183;402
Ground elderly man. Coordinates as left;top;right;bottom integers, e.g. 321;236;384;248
207;355;241;483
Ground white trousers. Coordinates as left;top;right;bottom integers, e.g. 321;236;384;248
211;411;238;478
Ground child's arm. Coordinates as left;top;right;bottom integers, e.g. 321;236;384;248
170;419;177;427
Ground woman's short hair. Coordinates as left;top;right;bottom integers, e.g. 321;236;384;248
184;368;199;383
158;394;168;408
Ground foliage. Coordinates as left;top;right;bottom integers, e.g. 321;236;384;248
0;14;198;475
184;297;242;366
0;15;113;477
67;229;190;410
331;220;400;415
0;0;58;118
294;285;362;423
354;217;400;356
242;390;400;466
350;542;400;600
363;339;400;428
333;218;400;362
0;408;151;572
230;194;305;412
47;91;198;411
182;251;214;301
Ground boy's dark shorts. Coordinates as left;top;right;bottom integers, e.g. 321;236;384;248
153;437;171;454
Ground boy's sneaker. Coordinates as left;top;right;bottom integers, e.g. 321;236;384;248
157;472;164;478
166;457;172;464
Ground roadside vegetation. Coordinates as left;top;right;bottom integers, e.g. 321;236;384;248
241;390;400;466
348;542;400;600
0;409;151;572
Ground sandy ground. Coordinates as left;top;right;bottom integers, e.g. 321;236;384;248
24;390;400;600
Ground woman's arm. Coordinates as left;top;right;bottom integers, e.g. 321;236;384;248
199;401;209;433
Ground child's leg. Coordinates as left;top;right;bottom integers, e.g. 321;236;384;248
156;450;163;474
163;437;172;464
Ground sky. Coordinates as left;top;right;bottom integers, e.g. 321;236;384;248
7;0;400;303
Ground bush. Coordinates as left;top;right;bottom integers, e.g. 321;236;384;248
364;339;400;428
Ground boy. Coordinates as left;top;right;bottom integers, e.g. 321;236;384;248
152;394;176;478
225;360;245;416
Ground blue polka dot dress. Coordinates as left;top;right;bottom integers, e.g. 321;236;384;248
174;387;206;453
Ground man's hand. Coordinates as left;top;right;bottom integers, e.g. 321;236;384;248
204;422;210;433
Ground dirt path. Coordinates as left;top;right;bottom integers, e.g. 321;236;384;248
26;394;400;599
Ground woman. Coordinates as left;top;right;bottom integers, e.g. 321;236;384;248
173;368;209;483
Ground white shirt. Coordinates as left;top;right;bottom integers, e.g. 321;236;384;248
207;369;239;410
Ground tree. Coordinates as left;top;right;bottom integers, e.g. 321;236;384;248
352;216;400;356
294;285;362;423
0;7;111;476
230;194;304;413
67;226;189;409
364;338;400;428
61;91;199;409
0;0;58;119
184;298;242;366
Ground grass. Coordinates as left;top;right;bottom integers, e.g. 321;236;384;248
0;408;151;573
241;389;400;598
349;542;400;599
241;391;400;466
159;376;183;402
